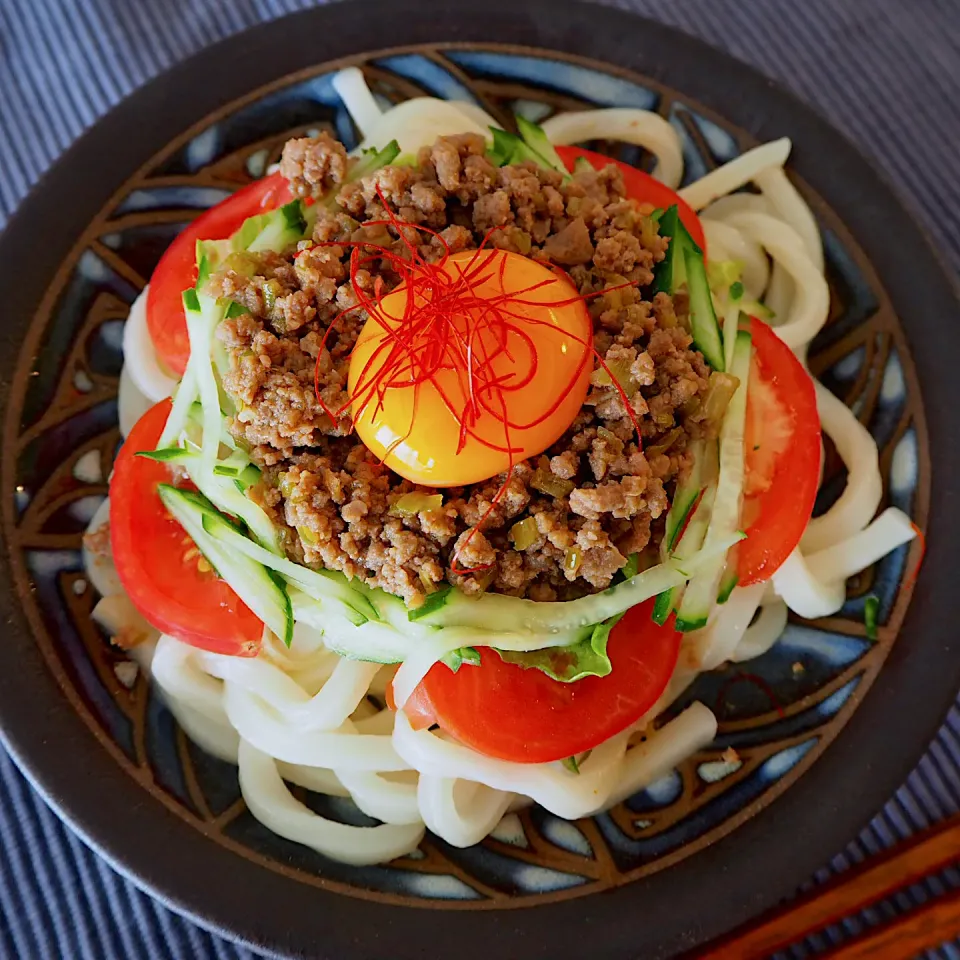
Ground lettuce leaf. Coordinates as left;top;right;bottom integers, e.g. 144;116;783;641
493;613;625;683
441;646;481;673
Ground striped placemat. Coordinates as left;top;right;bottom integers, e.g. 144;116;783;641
0;0;958;956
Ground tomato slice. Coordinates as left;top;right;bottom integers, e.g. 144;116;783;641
555;145;706;252
109;399;262;656
404;599;681;763
146;173;292;377
738;318;821;585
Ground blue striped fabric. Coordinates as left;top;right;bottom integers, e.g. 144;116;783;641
0;1;958;957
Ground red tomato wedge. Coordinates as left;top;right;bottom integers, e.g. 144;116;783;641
555;145;706;252
738;318;821;585
146;172;292;377
109;399;262;656
402;599;681;763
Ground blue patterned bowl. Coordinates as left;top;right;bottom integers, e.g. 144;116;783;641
0;3;957;958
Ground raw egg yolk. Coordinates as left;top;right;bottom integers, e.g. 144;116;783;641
348;249;592;487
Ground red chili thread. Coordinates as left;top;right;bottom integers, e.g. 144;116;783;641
306;185;641;575
905;522;926;589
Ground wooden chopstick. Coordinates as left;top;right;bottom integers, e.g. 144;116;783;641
820;886;960;959
694;814;960;958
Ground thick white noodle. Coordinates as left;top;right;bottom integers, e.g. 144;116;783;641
689;583;766;672
83;499;123;599
198;651;379;732
276;761;350;798
450;101;502;131
679;138;791;211
121;286;178;402
331;67;384;139
722;212;830;350
359;98;490;156
771;549;846;619
393;710;628;820
754;166;823;270
804;508;916;583
224;683;409;772
417;777;514;848
731;600;789;663
338;770;423;826
152;636;227;725
540;109;683;187
117;364;154;439
173;701;240;763
763;261;794;323
701;219;770;301
606;704;718;807
801;382;884;553
700;193;772;222
238;740;424;865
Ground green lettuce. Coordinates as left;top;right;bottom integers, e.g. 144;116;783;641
493;613;625;683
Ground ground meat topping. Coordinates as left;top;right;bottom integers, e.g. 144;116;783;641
210;133;718;607
279;132;348;199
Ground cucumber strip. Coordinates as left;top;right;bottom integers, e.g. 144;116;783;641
407;585;453;622
722;293;742;374
196;238;231;288
416;530;742;633
651;206;686;296
515;115;568;174
663;439;714;554
246;200;308;254
347;139;401;182
487;127;520;166
291;590;406;661
666;487;701;555
137;447;190;463
675;330;752;631
158;484;293;646
185;400;237;450
653;481;718;625
741;299;775;320
683;239;726;372
195;514;378;623
652;589;675;626
292;589;587;667
184;457;280;555
653;207;725;371
717;561;739;605
159;364;199;448
508;140;548;167
184;293;226;476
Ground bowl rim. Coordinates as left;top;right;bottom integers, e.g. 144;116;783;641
1;2;959;958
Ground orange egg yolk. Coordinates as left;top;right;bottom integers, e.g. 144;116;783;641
348;249;592;487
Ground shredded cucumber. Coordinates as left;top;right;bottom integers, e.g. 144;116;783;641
675;329;752;631
185;455;280;555
193;514;378;624
653;206;725;371
515;116;569;175
652;483;718;626
181;292;227;475
159;485;293;646
158;364;198;448
414;533;741;634
663;439;715;553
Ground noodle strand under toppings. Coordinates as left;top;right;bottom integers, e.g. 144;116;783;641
309;186;642;573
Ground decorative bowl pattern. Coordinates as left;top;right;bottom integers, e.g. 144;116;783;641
3;45;927;907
